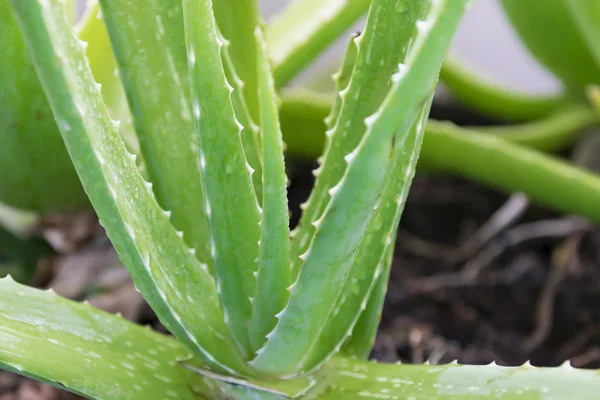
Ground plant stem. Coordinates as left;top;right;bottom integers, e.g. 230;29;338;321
421;121;600;223
280;90;599;157
474;104;600;151
439;57;573;121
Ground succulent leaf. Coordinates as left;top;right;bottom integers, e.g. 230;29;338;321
289;0;430;282
249;27;292;353
322;356;600;399
98;0;214;266
288;36;357;280
252;0;470;377
565;0;600;71
0;276;219;400
0;0;87;212
304;101;432;370
280;90;600;158
267;0;371;87
341;244;394;359
222;43;265;205
214;0;264;201
439;57;571;121
213;0;261;120
11;0;252;375
421;121;600;224
501;0;600;90
182;0;261;359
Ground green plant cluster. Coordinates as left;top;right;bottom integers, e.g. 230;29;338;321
0;0;600;399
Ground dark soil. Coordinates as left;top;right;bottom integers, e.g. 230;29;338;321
3;100;600;398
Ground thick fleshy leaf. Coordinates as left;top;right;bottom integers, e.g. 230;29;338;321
279;90;600;227
214;0;264;201
11;0;251;375
0;0;86;212
76;1;130;126
421;121;600;224
279;90;600;158
213;0;261;119
565;0;600;71
341;244;394;359
267;0;370;87
289;0;430;282
222;42;264;205
304;101;432;370
252;0;470;377
0;276;220;400
439;57;570;121
249;27;291;353
98;0;213;267
182;0;261;359
500;0;600;90
320;357;600;399
288;36;357;281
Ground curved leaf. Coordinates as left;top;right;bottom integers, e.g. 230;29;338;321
267;0;370;87
321;357;600;399
500;0;600;90
421;121;600;224
565;0;600;71
440;57;571;121
98;0;213;267
182;0;261;360
249;27;291;353
11;0;252;376
0;0;87;212
289;0;429;284
252;0;469;377
0;276;219;400
279;90;600;158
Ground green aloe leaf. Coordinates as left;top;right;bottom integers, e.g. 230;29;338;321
565;0;600;71
321;357;600;399
98;0;213;268
11;0;252;376
279;89;600;226
214;0;264;201
303;101;432;372
500;0;600;90
222;40;264;205
182;0;261;360
289;0;430;283
279;90;600;158
439;57;571;121
267;0;371;87
77;1;129;125
288;36;358;280
0;0;86;212
421;121;600;224
0;276;218;400
249;27;291;353
252;0;469;377
213;0;261;119
341;244;394;359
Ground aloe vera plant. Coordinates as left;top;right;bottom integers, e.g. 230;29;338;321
2;0;600;399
